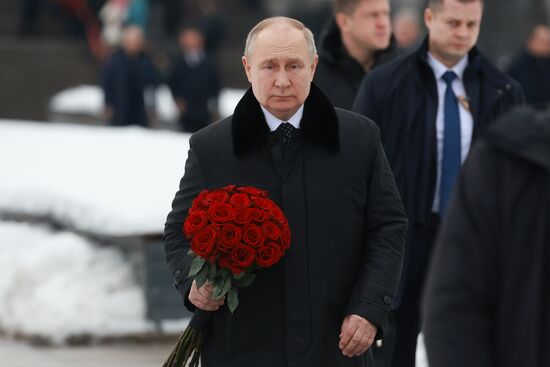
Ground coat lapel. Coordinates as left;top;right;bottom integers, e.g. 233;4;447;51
232;83;340;157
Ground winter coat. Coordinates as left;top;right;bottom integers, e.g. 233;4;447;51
101;49;160;127
314;18;400;110
352;38;525;301
168;53;220;132
423;107;550;367
164;83;407;367
507;50;550;109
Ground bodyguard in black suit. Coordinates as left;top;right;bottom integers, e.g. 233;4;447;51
352;0;524;366
164;16;407;367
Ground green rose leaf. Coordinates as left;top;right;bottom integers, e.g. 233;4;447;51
195;265;209;289
208;262;217;280
189;256;206;277
213;277;225;300
234;273;256;288
227;287;239;313
220;275;232;297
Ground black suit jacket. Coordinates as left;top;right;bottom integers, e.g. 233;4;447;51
164;84;407;367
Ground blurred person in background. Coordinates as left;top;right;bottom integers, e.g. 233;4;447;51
314;0;400;110
101;25;160;127
100;0;130;48
168;25;220;133
423;107;550;367
508;24;550;110
353;0;524;365
392;7;421;53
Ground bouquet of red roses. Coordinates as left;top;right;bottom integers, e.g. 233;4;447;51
163;185;291;367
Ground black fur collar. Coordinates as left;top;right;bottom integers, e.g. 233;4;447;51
231;83;340;157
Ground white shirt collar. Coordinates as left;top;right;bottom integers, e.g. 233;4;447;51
427;52;468;81
261;106;304;132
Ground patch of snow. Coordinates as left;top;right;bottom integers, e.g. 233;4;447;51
0;221;155;343
0;120;191;236
48;85;246;122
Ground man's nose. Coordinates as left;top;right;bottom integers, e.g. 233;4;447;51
274;71;291;88
456;25;469;38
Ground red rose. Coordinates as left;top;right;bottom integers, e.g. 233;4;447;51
206;190;230;204
191;225;218;259
255;242;283;268
218;243;256;275
218;223;242;252
251;197;275;211
269;205;286;224
248;207;268;223
237;186;267;197
222;185;236;192
191;190;209;211
229;193;251;208
234;208;252;225
183;210;208;237
281;224;291;250
262;221;281;240
243;224;265;248
208;202;235;223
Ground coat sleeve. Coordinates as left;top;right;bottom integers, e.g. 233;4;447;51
422;141;501;367
346;124;407;336
164;136;207;311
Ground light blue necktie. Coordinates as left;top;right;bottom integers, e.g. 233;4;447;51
439;71;461;215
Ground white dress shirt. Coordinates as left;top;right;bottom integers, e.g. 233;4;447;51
427;53;474;213
261;106;304;132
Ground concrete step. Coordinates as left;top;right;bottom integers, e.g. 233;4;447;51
0;37;98;121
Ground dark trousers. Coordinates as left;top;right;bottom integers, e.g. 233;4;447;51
369;214;440;367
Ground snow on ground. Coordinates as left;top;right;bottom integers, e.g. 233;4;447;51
48;85;246;122
0;221;153;343
0;120;190;236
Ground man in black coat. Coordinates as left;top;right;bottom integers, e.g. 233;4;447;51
164;16;407;367
101;25;160;127
168;26;221;133
423;107;550;367
314;0;400;110
352;0;524;366
507;24;550;110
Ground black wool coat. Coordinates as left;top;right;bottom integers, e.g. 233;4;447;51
423;108;550;367
507;50;550;109
314;18;400;110
167;53;220;130
164;84;407;367
101;49;160;127
352;38;525;300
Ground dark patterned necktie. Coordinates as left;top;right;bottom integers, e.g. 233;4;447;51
276;122;298;144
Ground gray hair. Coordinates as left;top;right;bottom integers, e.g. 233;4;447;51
244;16;317;59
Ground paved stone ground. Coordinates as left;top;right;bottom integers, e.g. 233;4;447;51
0;337;427;367
0;339;176;367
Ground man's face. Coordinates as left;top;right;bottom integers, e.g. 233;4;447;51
339;0;391;51
179;29;204;53
425;0;483;66
242;24;318;121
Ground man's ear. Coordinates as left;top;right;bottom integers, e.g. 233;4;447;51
335;12;348;33
242;56;252;83
424;8;433;29
310;54;319;80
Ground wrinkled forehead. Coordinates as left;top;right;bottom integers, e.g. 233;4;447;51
251;25;311;61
